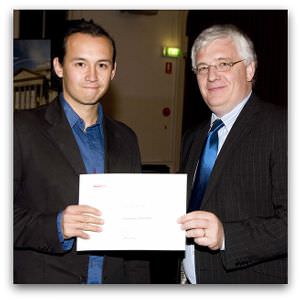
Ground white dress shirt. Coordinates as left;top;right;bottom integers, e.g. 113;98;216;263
183;92;252;284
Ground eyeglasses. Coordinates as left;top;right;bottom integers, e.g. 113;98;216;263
192;59;245;75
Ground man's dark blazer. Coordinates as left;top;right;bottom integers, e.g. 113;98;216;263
14;99;150;283
181;94;287;283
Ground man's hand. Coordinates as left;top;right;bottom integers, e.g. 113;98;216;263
62;205;104;239
178;211;224;250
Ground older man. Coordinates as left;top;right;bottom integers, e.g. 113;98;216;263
178;24;287;283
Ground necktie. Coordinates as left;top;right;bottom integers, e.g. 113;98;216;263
188;119;224;212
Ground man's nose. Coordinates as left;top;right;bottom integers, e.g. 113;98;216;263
86;66;98;82
207;65;219;81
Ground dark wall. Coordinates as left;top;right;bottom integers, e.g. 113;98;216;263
19;10;67;39
182;10;288;134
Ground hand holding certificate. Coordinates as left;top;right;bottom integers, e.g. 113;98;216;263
77;173;187;251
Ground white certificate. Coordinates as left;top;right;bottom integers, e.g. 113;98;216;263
77;173;186;251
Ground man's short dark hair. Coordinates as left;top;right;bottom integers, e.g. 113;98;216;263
53;18;116;65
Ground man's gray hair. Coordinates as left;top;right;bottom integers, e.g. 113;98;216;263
191;24;257;70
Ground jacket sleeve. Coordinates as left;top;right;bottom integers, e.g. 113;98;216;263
221;109;287;270
14;114;67;254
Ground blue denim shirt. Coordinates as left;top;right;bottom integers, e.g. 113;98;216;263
56;94;105;283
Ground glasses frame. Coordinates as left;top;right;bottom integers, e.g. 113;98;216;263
192;59;245;75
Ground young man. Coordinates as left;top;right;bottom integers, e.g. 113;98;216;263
14;19;150;284
178;24;287;283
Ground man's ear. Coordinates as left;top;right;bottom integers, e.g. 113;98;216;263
110;62;117;80
53;57;63;78
246;61;255;82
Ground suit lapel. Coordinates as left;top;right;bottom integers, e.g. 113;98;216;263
200;95;261;208
44;99;86;175
185;123;210;201
103;116;122;173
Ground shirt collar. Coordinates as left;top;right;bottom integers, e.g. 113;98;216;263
59;93;104;129
211;91;252;131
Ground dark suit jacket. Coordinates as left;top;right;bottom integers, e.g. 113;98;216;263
181;94;287;283
14;99;150;283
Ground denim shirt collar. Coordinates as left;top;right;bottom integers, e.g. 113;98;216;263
59;93;104;130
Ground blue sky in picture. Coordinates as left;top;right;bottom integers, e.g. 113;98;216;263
13;39;50;74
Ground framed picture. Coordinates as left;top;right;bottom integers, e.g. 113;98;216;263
13;39;57;109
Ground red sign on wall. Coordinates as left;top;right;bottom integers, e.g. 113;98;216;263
165;62;172;74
